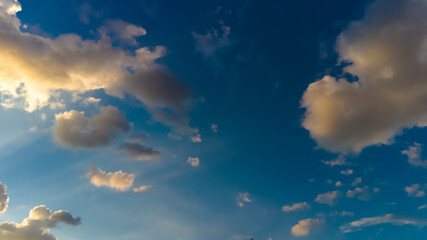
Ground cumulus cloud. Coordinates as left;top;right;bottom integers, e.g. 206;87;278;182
192;22;231;57
335;181;343;187
282;202;310;212
0;182;8;213
0;0;196;133
119;142;160;161
341;214;427;233
236;192;251;208
405;184;426;198
186;157;200;167
86;165;135;191
291;218;324;237
53;106;131;148
301;0;427;153
346;185;375;201
132;185;152;193
402;143;427;168
315;191;340;206
0;205;81;240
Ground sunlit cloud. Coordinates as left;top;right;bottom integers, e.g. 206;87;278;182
282;202;310;212
236;192;251;208
86;164;135;191
315;191;340;206
341;214;427;233
291;218;324;237
301;0;427;153
0;182;8;213
186;157;200;167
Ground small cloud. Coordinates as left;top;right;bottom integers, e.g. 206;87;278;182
402;143;427;168
82;97;101;106
315;191;340;206
102;19;147;46
133;185;152;193
127;132;148;143
192;22;231;57
236;192;251;208
346;186;375;201
282;202;310;212
341;214;427;233
191;132;202;143
330;211;354;217
119;142;161;161
418;204;427;210
291;218;324;237
322;155;348;167
86;164;135;191
405;184;426;197
28;126;37;132
340;169;354;176
53;106;131;149
351;177;362;186
187;157;200;167
336;181;343;187
0;182;9;213
211;123;218;133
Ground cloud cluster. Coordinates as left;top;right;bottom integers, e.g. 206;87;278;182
281;202;310;212
186;157;200;167
86;165;135;191
53;106;131;148
291;218;323;237
0;182;8;213
236;192;251;208
0;205;81;240
315;191;340;206
0;0;195;133
341;214;427;233
402;143;427;168
322;155;348;167
301;0;427;153
404;184;426;198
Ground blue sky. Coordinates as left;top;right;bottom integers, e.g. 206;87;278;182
1;0;427;239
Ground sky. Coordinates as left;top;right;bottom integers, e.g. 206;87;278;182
0;0;427;239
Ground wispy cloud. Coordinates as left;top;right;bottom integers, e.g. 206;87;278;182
341;214;427;233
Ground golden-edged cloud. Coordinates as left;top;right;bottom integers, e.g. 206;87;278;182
301;0;427;153
86;165;135;191
0;0;196;134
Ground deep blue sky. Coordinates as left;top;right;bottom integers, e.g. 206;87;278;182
1;0;427;239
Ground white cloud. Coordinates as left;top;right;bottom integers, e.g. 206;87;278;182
402;143;427;168
0;205;80;240
236;192;251;208
291;218;324;237
340;169;353;176
0;1;196;134
282;202;310;212
191;131;202;143
0;182;8;213
86;165;135;191
301;0;427;153
186;157;200;167
133;185;152;193
53;106;131;148
341;214;427;233
405;184;426;198
315;191;340;206
335;181;343;187
119;142;161;161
